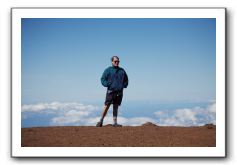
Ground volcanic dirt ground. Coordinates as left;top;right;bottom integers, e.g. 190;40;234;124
21;123;216;147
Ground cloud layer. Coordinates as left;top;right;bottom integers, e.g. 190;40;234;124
22;102;98;112
154;102;216;126
22;101;216;127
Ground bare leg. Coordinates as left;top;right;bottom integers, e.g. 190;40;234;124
100;104;110;120
96;105;110;127
113;104;119;124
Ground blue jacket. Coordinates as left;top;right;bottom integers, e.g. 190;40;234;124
101;66;128;91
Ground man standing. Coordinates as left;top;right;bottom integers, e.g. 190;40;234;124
96;56;128;127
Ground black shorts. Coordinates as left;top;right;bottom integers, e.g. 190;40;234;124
104;90;123;106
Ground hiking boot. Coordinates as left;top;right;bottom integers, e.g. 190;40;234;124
113;123;122;127
96;121;103;127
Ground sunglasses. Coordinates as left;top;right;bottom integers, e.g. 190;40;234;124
114;61;120;63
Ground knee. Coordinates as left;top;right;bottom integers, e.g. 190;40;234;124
104;105;110;111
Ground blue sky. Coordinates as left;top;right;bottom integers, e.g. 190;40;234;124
21;18;216;127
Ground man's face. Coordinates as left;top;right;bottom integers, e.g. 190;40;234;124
112;57;120;67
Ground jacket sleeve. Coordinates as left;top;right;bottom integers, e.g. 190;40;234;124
123;71;128;88
101;68;110;87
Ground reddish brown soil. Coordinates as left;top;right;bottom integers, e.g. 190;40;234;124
21;123;216;147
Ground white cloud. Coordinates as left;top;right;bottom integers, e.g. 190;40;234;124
85;117;102;125
154;102;216;126
22;102;158;126
51;109;92;125
22;102;100;126
51;112;157;126
65;110;90;117
175;108;198;122
22;102;99;113
22;101;216;127
207;102;216;113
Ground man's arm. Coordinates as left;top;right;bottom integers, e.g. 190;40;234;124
101;68;110;87
123;71;128;88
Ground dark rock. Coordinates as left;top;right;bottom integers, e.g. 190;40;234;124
141;122;158;127
204;123;216;129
